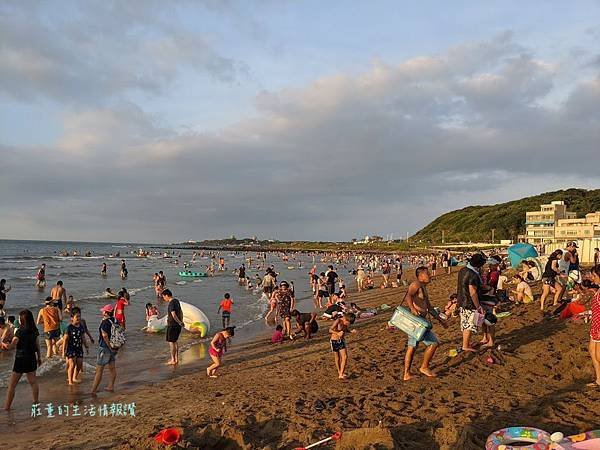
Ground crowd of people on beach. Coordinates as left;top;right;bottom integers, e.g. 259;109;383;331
1;243;599;412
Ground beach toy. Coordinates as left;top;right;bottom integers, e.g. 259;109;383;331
294;431;342;450
553;429;600;449
448;348;458;357
486;427;551;449
178;271;207;277
145;315;168;333
496;312;512;319
179;301;210;337
154;427;181;445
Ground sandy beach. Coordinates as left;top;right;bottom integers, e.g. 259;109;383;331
1;269;598;449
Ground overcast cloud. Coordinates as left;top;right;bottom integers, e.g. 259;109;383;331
1;1;599;242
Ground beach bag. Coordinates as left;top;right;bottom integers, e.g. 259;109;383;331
389;289;432;341
469;310;485;328
108;318;126;349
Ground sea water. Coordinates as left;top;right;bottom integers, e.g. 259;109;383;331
0;239;327;418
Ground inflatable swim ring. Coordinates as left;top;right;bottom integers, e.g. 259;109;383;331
486;427;551;450
178;271;207;277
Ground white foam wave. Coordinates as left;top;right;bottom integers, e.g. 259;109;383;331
128;285;153;296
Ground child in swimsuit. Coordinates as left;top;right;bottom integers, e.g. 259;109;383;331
145;303;159;321
207;327;235;378
329;313;356;380
62;311;89;385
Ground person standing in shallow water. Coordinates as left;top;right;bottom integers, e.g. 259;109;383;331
37;297;62;358
35;263;46;288
91;304;118;396
162;289;184;366
120;260;128;279
50;280;67;311
4;309;42;410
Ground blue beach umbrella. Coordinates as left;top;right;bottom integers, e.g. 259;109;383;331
507;243;538;268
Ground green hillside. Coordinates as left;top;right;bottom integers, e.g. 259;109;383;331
412;188;600;244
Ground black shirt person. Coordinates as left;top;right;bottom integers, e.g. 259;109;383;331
325;266;338;295
163;289;184;365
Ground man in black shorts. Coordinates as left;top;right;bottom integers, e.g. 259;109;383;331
162;289;184;365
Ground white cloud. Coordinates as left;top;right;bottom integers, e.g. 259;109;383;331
2;33;600;241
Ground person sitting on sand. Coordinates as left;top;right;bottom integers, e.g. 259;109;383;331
511;275;533;304
329;313;356;380
207;326;235;378
519;260;538;282
403;266;448;381
322;297;344;320
364;275;374;289
271;324;284;344
291;310;318;339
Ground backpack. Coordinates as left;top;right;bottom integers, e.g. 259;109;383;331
108;317;126;349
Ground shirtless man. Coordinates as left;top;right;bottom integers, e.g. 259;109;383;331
50;280;67;311
403;266;447;381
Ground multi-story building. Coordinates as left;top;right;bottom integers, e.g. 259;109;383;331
555;212;600;240
524;201;576;245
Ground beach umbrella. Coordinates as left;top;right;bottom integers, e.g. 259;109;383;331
507;243;538;268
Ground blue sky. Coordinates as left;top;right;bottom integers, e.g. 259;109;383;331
1;0;599;242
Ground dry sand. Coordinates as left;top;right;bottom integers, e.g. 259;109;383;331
2;270;599;449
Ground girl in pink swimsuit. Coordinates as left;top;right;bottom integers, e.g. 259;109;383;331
207;327;235;378
588;265;600;388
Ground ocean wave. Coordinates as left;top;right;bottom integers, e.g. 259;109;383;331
0;355;66;388
128;285;153;296
13;276;37;281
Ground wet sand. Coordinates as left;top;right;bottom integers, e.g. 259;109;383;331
2;270;599;449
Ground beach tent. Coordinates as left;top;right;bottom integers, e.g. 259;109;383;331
507;243;538;268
